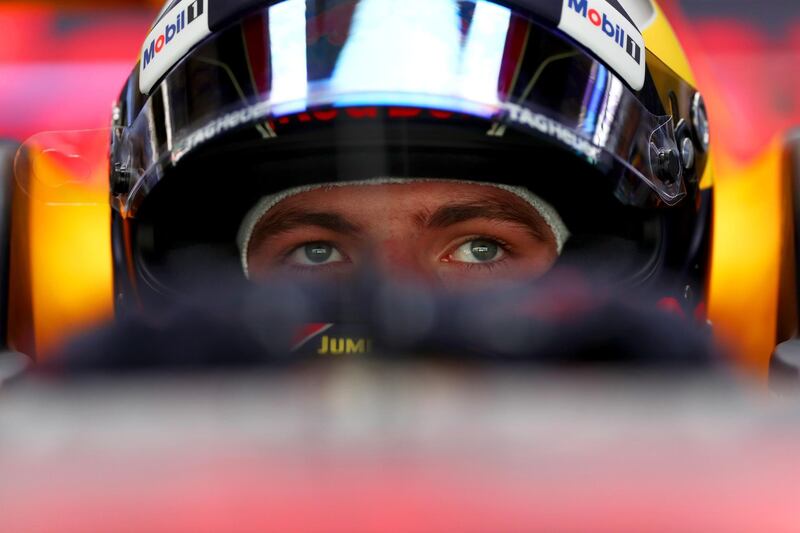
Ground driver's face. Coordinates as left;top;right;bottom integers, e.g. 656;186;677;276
245;182;559;286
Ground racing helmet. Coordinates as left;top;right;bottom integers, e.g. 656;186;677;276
108;0;713;314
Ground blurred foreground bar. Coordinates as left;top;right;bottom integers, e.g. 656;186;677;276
1;365;798;532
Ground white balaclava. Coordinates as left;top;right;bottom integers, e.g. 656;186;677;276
237;178;570;278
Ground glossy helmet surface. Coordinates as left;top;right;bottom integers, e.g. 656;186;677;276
108;0;713;314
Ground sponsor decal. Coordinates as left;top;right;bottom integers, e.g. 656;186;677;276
291;324;374;355
292;323;334;351
173;102;599;165
139;0;211;94
174;99;276;161
317;335;374;355
500;102;601;162
558;0;645;90
173;105;457;163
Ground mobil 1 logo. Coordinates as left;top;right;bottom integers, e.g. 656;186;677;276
139;0;212;94
558;0;646;90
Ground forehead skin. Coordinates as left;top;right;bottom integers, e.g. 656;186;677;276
249;182;555;246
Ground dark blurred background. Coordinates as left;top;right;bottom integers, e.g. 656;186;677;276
667;0;800;162
0;0;159;141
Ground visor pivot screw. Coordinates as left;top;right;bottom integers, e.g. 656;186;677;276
681;137;696;170
656;148;681;184
112;163;131;196
691;93;710;152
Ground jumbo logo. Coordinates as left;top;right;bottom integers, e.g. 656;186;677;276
567;0;641;64
142;0;205;70
317;336;374;355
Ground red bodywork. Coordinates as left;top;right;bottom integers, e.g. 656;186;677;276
663;1;800;163
0;6;153;140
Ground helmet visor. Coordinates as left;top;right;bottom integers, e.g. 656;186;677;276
113;0;698;214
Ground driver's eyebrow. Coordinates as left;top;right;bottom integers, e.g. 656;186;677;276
421;198;551;242
248;208;362;251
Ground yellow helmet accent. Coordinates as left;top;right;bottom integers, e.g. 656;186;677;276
639;1;713;190
641;1;697;87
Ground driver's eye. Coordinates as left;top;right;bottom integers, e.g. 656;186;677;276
287;242;346;266
449;239;505;264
